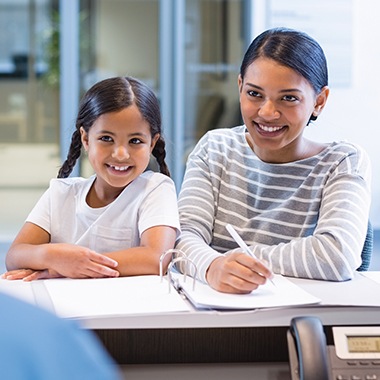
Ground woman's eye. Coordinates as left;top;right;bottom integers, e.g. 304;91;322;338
100;136;113;142
130;138;142;144
247;90;261;98
282;95;298;102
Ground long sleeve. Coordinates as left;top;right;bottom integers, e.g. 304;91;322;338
176;126;372;283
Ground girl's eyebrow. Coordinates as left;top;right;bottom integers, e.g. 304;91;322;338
97;130;149;138
245;82;303;93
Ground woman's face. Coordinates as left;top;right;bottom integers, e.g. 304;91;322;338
238;57;329;163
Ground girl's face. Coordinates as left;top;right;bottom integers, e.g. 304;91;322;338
81;105;159;203
238;57;329;163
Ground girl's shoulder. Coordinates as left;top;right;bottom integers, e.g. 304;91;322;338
48;176;94;194
137;171;176;189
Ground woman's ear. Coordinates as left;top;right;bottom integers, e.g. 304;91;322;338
80;127;89;151
238;74;243;93
313;86;330;118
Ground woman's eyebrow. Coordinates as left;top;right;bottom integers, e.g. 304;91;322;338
245;82;302;93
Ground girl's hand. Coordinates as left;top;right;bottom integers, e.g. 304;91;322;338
5;244;120;280
206;252;272;294
2;268;62;281
46;244;120;279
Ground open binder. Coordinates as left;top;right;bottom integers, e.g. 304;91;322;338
0;249;320;319
164;249;320;310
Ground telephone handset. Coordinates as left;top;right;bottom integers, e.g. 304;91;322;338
287;316;331;380
287;316;380;380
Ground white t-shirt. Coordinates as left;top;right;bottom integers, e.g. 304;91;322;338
27;171;180;253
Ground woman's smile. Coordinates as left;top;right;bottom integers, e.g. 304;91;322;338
255;122;287;136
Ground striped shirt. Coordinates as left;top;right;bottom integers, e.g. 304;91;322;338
176;125;371;283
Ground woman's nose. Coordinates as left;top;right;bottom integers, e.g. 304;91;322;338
112;145;130;160
258;99;280;119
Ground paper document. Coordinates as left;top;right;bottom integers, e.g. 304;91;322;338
173;274;320;310
44;276;192;319
360;271;380;286
0;278;36;305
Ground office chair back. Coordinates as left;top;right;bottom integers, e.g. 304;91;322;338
357;221;373;271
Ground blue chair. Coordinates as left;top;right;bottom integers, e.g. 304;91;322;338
357;221;373;271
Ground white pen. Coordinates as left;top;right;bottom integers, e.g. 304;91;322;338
226;224;275;286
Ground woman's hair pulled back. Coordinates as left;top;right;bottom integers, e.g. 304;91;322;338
240;27;328;94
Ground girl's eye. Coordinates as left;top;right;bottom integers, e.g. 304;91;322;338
130;138;142;144
100;136;113;142
282;95;298;102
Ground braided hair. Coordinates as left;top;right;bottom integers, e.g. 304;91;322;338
58;76;170;178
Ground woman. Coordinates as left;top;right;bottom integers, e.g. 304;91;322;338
176;27;371;294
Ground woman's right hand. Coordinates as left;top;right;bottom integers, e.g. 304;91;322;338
206;252;272;294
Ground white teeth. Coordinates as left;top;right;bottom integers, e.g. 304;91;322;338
258;124;283;132
111;165;129;171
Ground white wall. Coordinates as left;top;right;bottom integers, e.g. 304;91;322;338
304;1;380;228
258;0;380;228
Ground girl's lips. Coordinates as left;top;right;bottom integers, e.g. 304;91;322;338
107;164;132;174
109;164;130;171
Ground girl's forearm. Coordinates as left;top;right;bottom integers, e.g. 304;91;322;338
5;244;50;271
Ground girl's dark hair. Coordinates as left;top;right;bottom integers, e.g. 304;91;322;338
58;76;170;178
240;27;328;122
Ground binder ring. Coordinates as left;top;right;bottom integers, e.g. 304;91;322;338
167;256;197;293
159;249;187;281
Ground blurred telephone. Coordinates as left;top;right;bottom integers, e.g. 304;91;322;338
287;316;380;380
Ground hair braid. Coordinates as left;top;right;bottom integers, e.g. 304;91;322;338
57;130;83;178
152;137;170;177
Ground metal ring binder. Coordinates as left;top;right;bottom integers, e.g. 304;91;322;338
159;249;188;280
167;256;197;293
159;249;198;293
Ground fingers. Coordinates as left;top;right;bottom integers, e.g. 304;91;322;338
89;251;118;268
85;263;120;278
22;270;50;282
86;251;119;277
207;254;273;294
2;269;35;281
235;253;273;280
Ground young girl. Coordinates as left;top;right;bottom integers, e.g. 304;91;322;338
4;76;180;281
176;27;371;293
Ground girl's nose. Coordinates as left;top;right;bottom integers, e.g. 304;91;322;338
258;99;280;119
112;145;130;160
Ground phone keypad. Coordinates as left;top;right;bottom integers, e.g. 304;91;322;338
335;375;378;379
329;347;380;380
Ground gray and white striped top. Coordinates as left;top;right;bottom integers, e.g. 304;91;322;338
176;125;371;283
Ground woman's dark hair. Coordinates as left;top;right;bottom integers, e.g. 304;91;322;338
58;76;170;178
240;27;328;121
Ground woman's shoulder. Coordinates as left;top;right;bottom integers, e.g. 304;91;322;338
194;125;247;153
321;141;371;178
324;141;369;161
202;125;246;141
